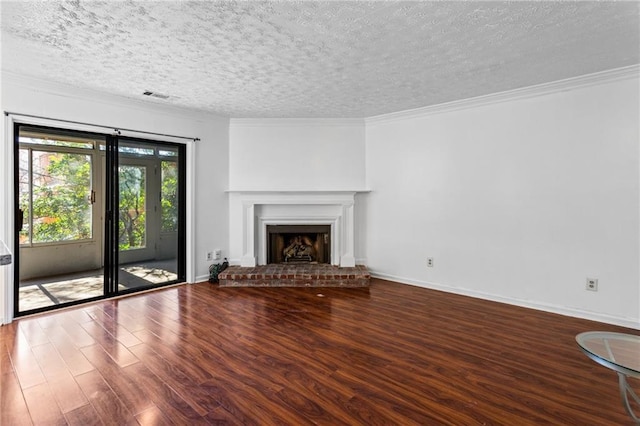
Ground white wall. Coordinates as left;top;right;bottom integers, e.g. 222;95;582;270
0;73;229;322
229;119;366;191
194;116;229;280
365;74;640;328
227;118;367;265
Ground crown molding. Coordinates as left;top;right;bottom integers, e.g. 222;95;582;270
1;71;224;122
4;64;636;126
230;117;365;127
366;65;640;125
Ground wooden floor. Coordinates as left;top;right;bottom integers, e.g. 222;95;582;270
1;278;637;425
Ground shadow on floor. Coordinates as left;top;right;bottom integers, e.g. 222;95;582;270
18;259;178;312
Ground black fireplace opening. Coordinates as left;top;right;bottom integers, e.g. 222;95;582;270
267;225;331;264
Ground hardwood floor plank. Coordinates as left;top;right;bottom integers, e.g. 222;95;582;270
22;382;68;426
8;327;47;389
128;343;219;416
56;315;97;348
80;321;140;367
332;366;465;425
1;370;33;426
2;279;637;425
31;342;88;413
46;324;96;376
196;376;310;425
124;362;212;425
0;340;13;376
48;373;91;414
32;342;75;379
135;404;173;426
75;370;138;426
83;306;144;348
202;406;243;425
18;317;50;347
64;403;103;426
131;328;216;384
80;344;153;415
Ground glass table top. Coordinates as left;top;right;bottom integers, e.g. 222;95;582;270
576;331;640;377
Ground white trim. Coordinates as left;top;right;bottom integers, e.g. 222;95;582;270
240;202;256;267
196;274;210;283
230;118;364;127
370;270;640;330
257;217;339;266
227;189;371;194
0;117;16;325
224;189;371;195
233;191;359;205
185;141;196;284
366;65;640;125
230;191;359;268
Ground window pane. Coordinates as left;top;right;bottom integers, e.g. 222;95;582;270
119;165;146;250
18;149;30;244
19;136;93;149
118;146;154;156
158;148;178;157
161;161;178;232
31;151;92;243
118;141;156;157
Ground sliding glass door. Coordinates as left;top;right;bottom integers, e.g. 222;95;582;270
113;139;184;292
15;126;105;313
14;125;186;316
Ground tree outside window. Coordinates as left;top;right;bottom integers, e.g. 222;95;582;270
19;149;92;244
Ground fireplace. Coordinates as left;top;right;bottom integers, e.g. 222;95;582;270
267;225;331;264
228;191;360;267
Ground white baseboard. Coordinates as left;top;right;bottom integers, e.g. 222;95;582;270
369;270;640;330
196;274;210;283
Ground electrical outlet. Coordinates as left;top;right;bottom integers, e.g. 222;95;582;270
214;249;222;260
206;252;213;261
427;257;434;267
586;278;598;292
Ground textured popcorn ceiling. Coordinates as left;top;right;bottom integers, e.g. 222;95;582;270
1;1;639;118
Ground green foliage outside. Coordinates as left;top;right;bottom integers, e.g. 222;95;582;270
118;165;146;250
26;151;92;243
161;161;178;232
20;147;179;249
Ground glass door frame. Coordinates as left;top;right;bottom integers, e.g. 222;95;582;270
105;134;186;298
13;125;187;316
14;123;107;316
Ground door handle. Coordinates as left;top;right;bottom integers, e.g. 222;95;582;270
90;190;96;204
17;209;24;232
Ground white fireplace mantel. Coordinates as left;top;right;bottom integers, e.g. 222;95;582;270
227;190;368;267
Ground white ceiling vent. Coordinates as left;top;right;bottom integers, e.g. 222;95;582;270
142;91;170;100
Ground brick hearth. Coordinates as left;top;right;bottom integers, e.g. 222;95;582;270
218;264;370;287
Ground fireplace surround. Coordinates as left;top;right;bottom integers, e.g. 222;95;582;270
227;191;361;267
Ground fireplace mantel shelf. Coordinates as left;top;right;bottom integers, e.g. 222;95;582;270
225;189;371;193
